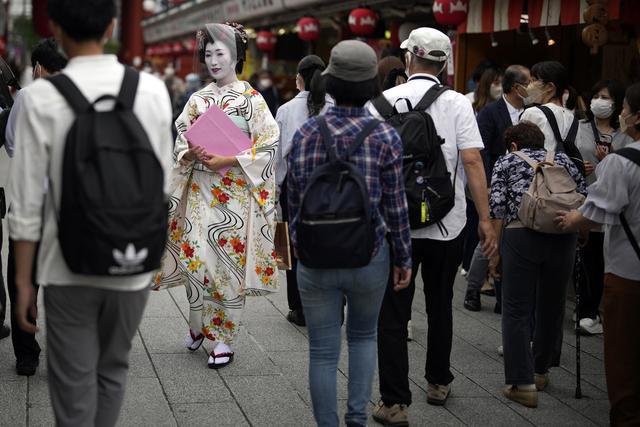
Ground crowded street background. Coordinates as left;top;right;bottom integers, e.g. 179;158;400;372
0;1;639;427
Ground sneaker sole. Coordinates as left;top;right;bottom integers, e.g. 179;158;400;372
371;414;409;427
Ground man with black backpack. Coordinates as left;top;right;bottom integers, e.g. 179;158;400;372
367;28;497;422
8;1;173;425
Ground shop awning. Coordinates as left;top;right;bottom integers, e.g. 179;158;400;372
459;0;621;34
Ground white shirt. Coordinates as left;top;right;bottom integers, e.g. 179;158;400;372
579;142;640;281
520;102;576;151
367;73;484;241
274;91;334;187
8;55;174;290
503;94;523;125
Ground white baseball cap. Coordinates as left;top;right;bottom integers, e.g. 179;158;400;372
400;27;451;62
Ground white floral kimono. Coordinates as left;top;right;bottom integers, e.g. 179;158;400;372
153;80;280;344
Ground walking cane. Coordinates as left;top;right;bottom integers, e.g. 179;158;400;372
573;249;583;399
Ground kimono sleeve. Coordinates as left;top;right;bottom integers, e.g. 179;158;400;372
236;90;280;190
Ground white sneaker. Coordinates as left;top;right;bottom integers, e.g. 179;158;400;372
407;320;413;341
460;268;468;277
579;316;603;335
497;345;503;356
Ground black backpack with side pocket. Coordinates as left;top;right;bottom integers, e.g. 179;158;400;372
47;67;168;276
372;83;455;235
296;116;379;269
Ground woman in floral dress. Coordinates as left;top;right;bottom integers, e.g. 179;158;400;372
153;23;280;369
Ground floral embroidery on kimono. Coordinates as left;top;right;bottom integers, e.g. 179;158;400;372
152;80;280;344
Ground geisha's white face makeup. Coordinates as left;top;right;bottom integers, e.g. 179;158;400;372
204;41;237;86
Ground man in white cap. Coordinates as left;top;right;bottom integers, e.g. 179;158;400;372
368;27;497;423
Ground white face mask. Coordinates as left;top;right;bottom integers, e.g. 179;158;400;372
619;113;632;134
523;81;545;106
590;98;614;119
490;83;503;99
204;41;237;85
259;78;272;89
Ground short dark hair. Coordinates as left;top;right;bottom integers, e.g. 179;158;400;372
502;65;529;94
587;79;626;129
31;38;67;73
504;121;545;151
197;26;247;74
412;55;445;75
530;61;568;100
48;0;115;42
325;75;378;107
625;82;640;132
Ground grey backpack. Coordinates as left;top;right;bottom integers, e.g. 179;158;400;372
515;151;585;234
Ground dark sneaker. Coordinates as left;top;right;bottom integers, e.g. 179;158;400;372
286;308;306;327
372;400;408;426
463;291;481;312
16;359;39;376
0;324;9;340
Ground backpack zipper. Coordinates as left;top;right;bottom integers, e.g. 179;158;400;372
302;217;362;226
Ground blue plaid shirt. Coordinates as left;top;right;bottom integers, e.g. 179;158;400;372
287;106;412;269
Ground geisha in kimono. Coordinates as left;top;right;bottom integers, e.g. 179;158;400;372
152;22;280;369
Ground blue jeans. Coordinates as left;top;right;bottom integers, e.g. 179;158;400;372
298;241;390;427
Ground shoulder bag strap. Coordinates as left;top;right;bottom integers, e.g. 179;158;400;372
316;116;337;162
47;74;92;114
614;148;640;261
371;95;395;119
414;84;449;111
536;105;564;149
347;119;380;159
589;119;600;145
117;66;140;110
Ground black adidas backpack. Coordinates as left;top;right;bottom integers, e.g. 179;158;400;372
296;116;380;269
372;83;455;234
47;67;168;276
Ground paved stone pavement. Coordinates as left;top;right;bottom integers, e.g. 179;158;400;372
0;261;609;427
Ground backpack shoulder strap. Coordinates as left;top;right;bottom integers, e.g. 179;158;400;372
536;105;564;147
614;148;640;261
347;119;380;158
589;119;600;143
117;67;140;110
513;151;539;170
316;116;337;162
545;150;556;164
565;115;579;144
371;95;394;119
615;147;640;166
47;74;92;114
415;84;449;111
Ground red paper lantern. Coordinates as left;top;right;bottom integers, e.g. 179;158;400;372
298;17;320;42
172;41;184;54
256;31;277;52
433;0;469;26
348;8;378;37
32;0;53;37
184;39;197;53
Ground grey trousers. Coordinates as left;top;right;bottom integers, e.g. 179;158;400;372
501;228;576;385
44;286;149;427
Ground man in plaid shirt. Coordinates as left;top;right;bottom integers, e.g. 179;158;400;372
286;40;412;427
